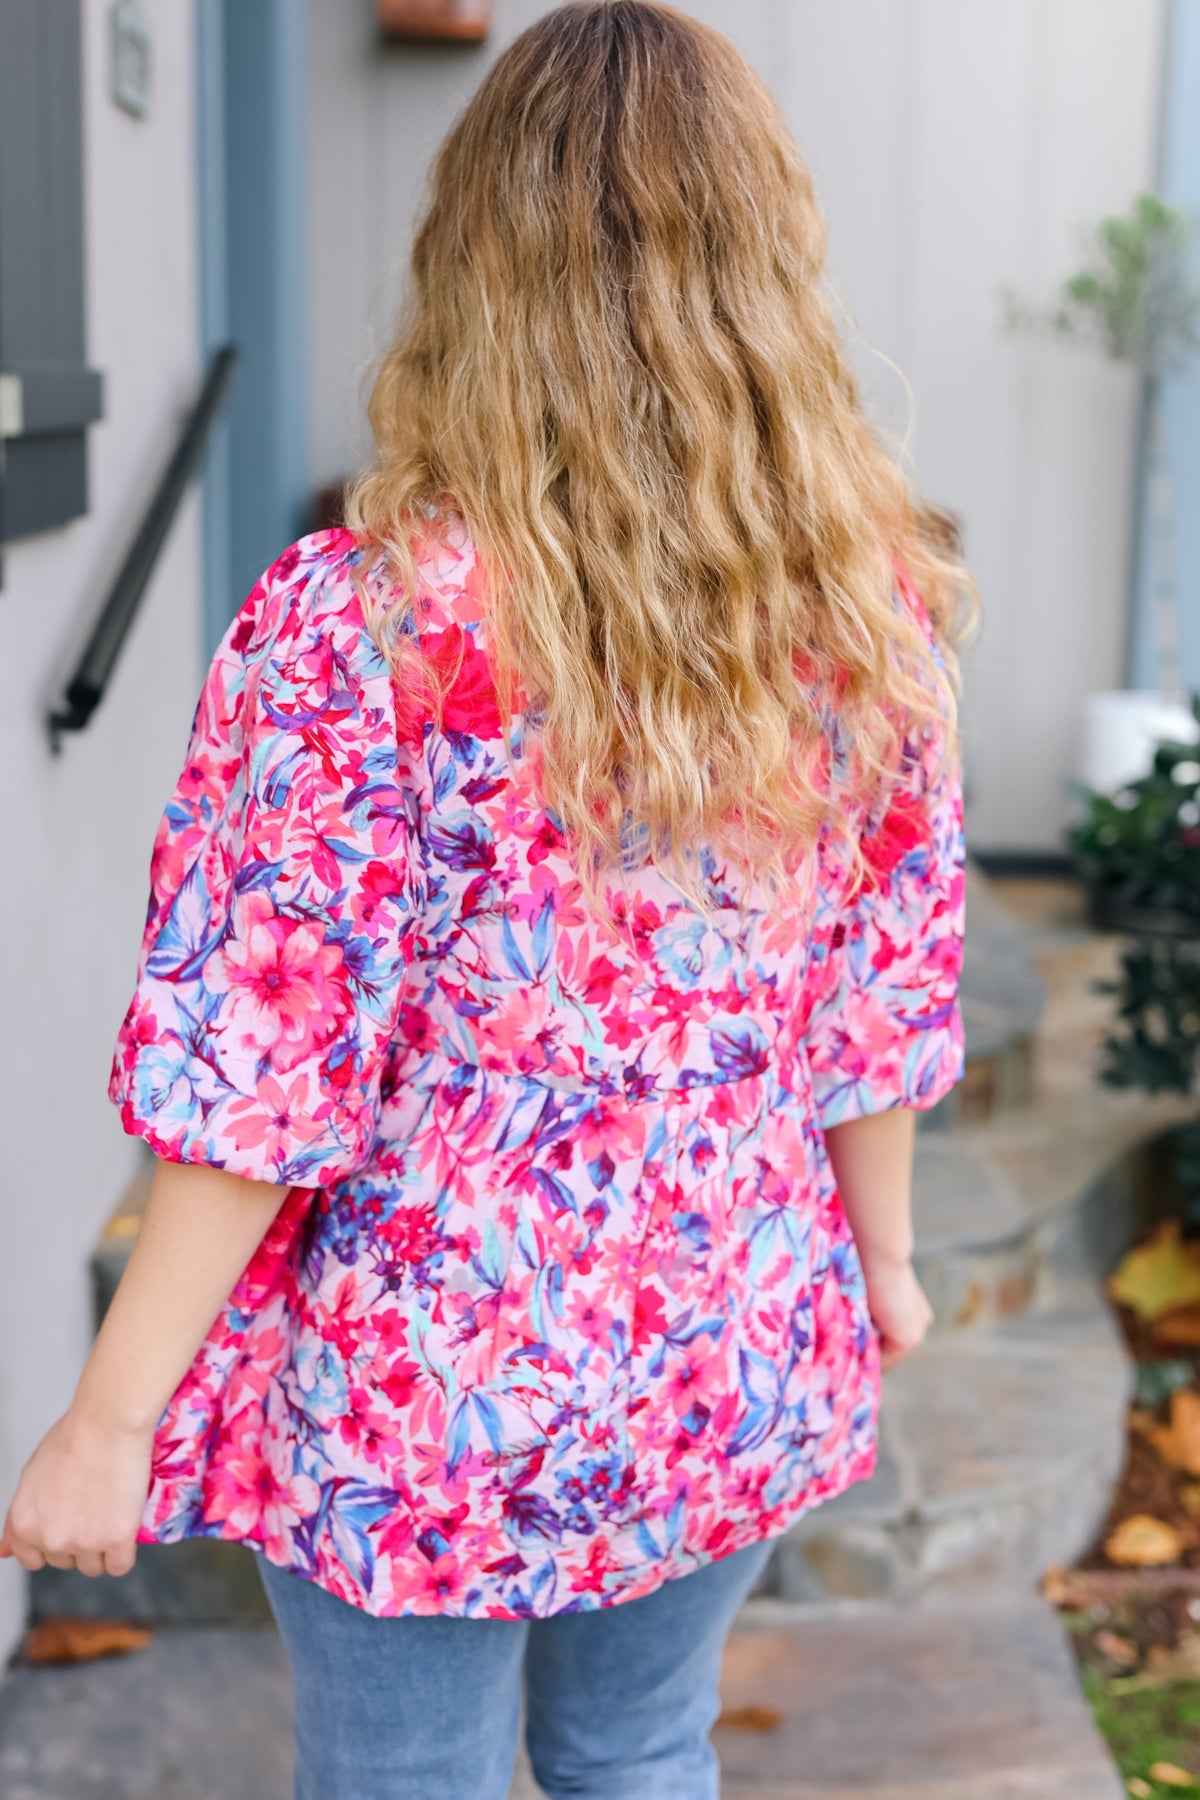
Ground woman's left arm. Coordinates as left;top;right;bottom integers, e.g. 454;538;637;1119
0;1157;289;1578
3;545;425;1583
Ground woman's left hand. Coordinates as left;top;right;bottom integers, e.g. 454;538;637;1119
1;1157;290;1582
0;1407;152;1578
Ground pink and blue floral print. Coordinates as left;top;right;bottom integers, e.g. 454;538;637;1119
110;523;965;1619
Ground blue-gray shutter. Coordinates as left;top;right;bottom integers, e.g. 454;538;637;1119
0;0;103;543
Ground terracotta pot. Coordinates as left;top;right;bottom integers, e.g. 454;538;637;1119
376;0;492;42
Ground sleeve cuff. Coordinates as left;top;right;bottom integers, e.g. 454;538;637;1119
108;1050;376;1189
812;1014;965;1130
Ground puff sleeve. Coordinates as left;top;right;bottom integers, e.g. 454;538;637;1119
109;535;425;1186
804;601;966;1130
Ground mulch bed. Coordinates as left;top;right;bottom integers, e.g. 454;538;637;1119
1047;1246;1200;1792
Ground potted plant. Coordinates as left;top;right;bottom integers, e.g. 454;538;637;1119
1071;704;1200;1230
1068;707;1200;935
1004;194;1200;793
1096;925;1200;1234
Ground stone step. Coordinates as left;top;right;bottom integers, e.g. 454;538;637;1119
716;1585;1124;1799
911;1139;1040;1331
0;1622;293;1800
0;1591;1123;1799
767;1288;1131;1605
927;864;1046;1128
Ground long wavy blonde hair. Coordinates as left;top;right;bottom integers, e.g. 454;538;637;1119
347;0;972;901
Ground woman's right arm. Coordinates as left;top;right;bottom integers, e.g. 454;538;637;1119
823;1107;933;1369
806;588;966;1363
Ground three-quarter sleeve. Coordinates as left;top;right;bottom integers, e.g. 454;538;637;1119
109;536;425;1186
804;595;966;1130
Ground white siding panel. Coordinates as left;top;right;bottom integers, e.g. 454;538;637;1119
0;0;203;1662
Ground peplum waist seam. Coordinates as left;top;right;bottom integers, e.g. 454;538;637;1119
383;1040;813;1107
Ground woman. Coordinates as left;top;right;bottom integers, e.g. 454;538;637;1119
2;4;969;1795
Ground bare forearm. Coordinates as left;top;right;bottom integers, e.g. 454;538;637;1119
1;1158;288;1576
823;1107;916;1271
73;1157;291;1434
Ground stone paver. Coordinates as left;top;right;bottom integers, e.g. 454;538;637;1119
0;1626;292;1800
911;1139;1030;1255
909;1137;1039;1334
0;1620;544;1800
0;1587;1121;1799
958;867;1046;1061
717;1588;1124;1798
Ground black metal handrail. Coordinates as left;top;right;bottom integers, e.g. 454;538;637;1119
47;344;239;751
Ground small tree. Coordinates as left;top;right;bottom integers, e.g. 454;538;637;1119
1003;193;1200;704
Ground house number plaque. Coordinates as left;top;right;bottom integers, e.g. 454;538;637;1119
376;0;492;43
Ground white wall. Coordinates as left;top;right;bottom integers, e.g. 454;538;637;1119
0;0;203;1661
308;0;1165;851
770;0;1165;851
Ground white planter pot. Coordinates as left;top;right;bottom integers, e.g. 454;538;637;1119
1079;689;1199;795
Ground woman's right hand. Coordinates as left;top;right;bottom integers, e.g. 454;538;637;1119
860;1254;934;1371
0;1405;152;1579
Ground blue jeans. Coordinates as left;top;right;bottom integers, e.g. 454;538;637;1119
257;1538;775;1799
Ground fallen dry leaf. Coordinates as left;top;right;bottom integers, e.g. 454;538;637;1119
1128;1781;1153;1798
1148;1762;1199;1789
1108;1635;1200;1693
714;1705;785;1732
1180;1483;1200;1521
1156;1304;1200;1349
1094;1628;1140;1667
1151;1392;1200;1477
1105;1514;1186;1568
1147;1635;1200;1683
1109;1222;1200;1323
22;1618;151;1665
1041;1565;1072;1605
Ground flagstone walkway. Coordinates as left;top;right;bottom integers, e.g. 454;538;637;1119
0;1584;1121;1799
